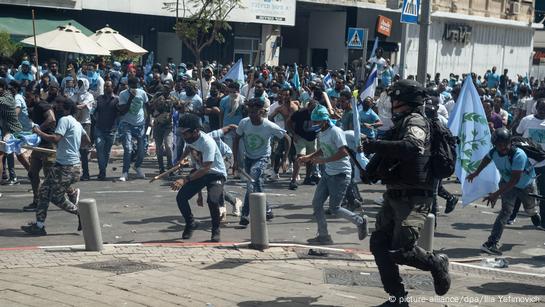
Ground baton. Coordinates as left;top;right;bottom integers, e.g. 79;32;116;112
529;193;545;200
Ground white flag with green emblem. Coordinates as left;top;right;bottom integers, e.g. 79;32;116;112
448;76;500;206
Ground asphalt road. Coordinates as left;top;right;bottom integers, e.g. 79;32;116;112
1;156;545;271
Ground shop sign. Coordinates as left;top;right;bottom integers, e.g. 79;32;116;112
376;15;392;37
443;24;472;44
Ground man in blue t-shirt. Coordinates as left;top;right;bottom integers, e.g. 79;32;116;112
467;128;542;255
359;97;382;140
486;66;500;89
117;77;149;181
21;98;91;236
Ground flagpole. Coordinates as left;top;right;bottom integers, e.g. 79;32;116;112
31;9;40;81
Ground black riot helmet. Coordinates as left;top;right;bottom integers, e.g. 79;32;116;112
492;127;512;145
389;79;426;107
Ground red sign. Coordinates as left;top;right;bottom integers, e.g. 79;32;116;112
377;15;393;37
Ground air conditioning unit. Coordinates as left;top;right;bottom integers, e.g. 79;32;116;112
510;1;520;15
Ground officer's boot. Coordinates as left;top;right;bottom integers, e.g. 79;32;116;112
391;246;451;296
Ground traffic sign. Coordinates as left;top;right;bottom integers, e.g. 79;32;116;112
401;0;419;24
347;28;365;49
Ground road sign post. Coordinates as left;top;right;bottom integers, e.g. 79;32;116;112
400;0;420;80
417;0;431;85
347;27;366;82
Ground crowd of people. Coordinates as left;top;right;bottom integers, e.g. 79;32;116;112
2;48;545;306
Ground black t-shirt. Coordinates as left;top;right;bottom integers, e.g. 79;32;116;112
95;94;119;131
30;101;55;148
291;108;316;141
205;96;221;131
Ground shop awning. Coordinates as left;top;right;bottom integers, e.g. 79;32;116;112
0;16;93;39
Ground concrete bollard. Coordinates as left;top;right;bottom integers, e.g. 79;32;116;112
249;193;269;250
417;213;435;252
78;199;103;251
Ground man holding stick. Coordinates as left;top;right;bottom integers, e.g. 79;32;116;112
171;114;227;242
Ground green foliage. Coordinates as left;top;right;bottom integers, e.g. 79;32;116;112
458;112;491;173
164;0;242;60
0;31;21;57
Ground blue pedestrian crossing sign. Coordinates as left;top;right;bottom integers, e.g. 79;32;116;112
401;0;420;24
347;28;364;49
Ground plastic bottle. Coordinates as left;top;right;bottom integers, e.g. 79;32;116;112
480;258;509;268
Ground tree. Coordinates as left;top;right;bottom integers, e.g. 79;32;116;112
0;31;21;58
163;0;242;96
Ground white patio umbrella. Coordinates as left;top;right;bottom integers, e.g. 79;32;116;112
21;23;110;56
90;25;148;56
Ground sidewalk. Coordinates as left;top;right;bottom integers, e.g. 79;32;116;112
1;243;544;307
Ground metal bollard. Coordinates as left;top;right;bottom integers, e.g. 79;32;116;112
417;213;435;252
78;199;103;251
249;193;269;250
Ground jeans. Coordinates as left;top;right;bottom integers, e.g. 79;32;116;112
119;122;145;173
79;123;91;177
6;153;15;179
242;156;270;217
29;151;55;204
176;173;225;231
153;125;173;172
95;128;115;175
312;172;363;237
488;181;539;245
174;127;185;164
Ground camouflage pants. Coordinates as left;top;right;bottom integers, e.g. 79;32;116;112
36;163;81;223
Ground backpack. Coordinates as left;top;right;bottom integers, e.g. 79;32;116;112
509;136;545;164
428;118;458;179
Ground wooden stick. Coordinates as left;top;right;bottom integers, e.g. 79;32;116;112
149;162;185;183
0;141;55;154
31;9;40;81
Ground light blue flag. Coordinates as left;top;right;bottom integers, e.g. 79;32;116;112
369;37;379;60
144;51;154;75
1;133;41;155
293;63;301;91
222;59;245;84
448;76;500;206
323;73;334;89
351;95;369;183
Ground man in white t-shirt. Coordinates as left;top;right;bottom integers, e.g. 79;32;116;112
516;98;545;229
368;48;387;79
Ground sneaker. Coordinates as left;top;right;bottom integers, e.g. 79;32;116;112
97;172;106;181
7;177;19;185
307;235;333;245
68;188;80;206
531;214;542;228
23;202;37;212
182;221;199;240
232;198;242;217
21;222;47;236
289;180;298;190
135;168;146;179
302;177;315;186
444;196;458;214
119;172;129;182
80;175;90;181
357;215;369;240
431;254;451;296
211;228;221;242
239;216;250;227
374;197;384;205
506;218;516;225
219;206;227;223
266;210;274;221
481;242;502;256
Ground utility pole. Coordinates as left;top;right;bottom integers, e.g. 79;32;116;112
416;0;431;85
399;23;408;79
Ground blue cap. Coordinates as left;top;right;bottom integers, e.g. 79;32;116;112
21;60;30;66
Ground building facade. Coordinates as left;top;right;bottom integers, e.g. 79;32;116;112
0;0;540;80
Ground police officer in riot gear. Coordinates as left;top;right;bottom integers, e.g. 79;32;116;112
363;79;451;306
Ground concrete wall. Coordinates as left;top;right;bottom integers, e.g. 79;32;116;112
308;10;347;69
405;18;534;79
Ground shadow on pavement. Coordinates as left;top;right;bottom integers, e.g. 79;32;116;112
434;232;466;239
451;222;491;231
507;255;545;268
0;228;80;237
237;296;338;307
468;282;545;295
438;247;483;258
